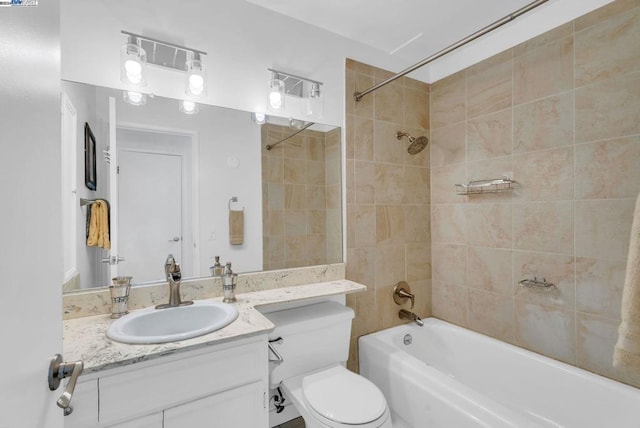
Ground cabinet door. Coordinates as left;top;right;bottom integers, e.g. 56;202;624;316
164;381;267;428
106;412;162;428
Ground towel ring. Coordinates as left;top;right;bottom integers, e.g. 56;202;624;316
228;196;244;211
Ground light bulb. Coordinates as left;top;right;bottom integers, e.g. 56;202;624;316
179;100;199;115
269;91;282;109
267;77;285;111
122;90;146;106
127;91;143;103
188;74;204;95
252;112;267;124
182;100;195;112
125;59;141;75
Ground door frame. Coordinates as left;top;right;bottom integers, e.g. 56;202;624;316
116;122;200;276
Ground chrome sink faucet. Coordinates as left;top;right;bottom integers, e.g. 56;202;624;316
156;254;193;309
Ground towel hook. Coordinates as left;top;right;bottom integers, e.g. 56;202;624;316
228;196;244;211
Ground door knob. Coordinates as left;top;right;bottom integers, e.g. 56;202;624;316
48;354;84;416
101;256;126;264
169;236;181;242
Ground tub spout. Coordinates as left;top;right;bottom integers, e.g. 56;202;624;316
399;309;424;326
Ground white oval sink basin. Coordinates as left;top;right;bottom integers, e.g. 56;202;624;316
106;301;239;344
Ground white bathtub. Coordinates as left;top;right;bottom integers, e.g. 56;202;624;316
359;318;640;428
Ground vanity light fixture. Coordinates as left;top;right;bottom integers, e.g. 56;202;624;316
251;112;267;124
267;71;285;111
185;52;206;97
179;100;199;115
120;35;147;87
121;30;207;97
306;81;323;117
123;90;147;106
267;68;323;117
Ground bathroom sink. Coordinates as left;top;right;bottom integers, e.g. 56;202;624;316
106;301;239;344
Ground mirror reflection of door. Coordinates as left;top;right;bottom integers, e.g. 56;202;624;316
116;127;194;283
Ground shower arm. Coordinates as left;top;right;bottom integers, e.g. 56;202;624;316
354;0;550;102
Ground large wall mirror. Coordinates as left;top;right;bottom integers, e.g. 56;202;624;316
61;80;343;291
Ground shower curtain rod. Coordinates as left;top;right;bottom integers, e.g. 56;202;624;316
354;0;550;102
266;121;315;151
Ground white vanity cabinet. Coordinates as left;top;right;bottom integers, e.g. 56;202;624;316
65;335;268;428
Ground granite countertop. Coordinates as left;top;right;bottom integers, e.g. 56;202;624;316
64;280;365;374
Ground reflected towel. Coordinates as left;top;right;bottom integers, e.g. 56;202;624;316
614;193;640;368
87;200;111;250
229;209;244;245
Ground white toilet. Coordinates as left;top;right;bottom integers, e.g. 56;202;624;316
264;301;392;428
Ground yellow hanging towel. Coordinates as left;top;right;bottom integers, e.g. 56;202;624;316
87;200;111;250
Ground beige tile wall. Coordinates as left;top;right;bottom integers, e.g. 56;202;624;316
345;59;431;371
430;0;640;387
261;124;342;270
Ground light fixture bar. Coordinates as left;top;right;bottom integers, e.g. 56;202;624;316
121;30;206;72
267;68;322;86
121;31;207;56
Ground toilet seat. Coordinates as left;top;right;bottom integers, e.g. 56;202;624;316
282;365;391;428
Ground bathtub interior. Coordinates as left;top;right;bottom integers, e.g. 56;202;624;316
359;318;640;428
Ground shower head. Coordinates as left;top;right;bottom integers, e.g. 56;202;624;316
396;131;429;155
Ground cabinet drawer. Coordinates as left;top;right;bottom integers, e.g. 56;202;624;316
99;338;267;426
105;412;162;428
164;381;266;428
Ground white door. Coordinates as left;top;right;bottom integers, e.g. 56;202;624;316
0;1;64;427
118;150;183;283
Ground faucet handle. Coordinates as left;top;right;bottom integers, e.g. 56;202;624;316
393;281;415;309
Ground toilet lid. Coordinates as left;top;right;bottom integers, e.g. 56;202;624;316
302;366;387;425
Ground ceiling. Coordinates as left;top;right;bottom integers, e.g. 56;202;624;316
244;0;533;65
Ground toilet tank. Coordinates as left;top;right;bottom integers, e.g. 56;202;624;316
264;301;354;388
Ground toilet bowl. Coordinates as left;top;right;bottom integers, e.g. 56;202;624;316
281;365;392;428
263;301;391;428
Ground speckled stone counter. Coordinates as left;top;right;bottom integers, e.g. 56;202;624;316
64;279;365;374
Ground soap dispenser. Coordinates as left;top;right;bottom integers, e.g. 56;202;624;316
222;262;238;303
210;256;224;277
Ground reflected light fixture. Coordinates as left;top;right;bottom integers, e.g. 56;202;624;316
289;118;305;130
185;52;206;96
267;68;323;117
179;100;199;115
267;71;285;111
120;35;147;87
123;90;147;106
252;112;267;124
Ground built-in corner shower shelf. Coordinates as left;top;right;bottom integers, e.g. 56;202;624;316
455;177;516;195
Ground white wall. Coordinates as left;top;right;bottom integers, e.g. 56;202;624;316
0;1;64;426
60;0;411;127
